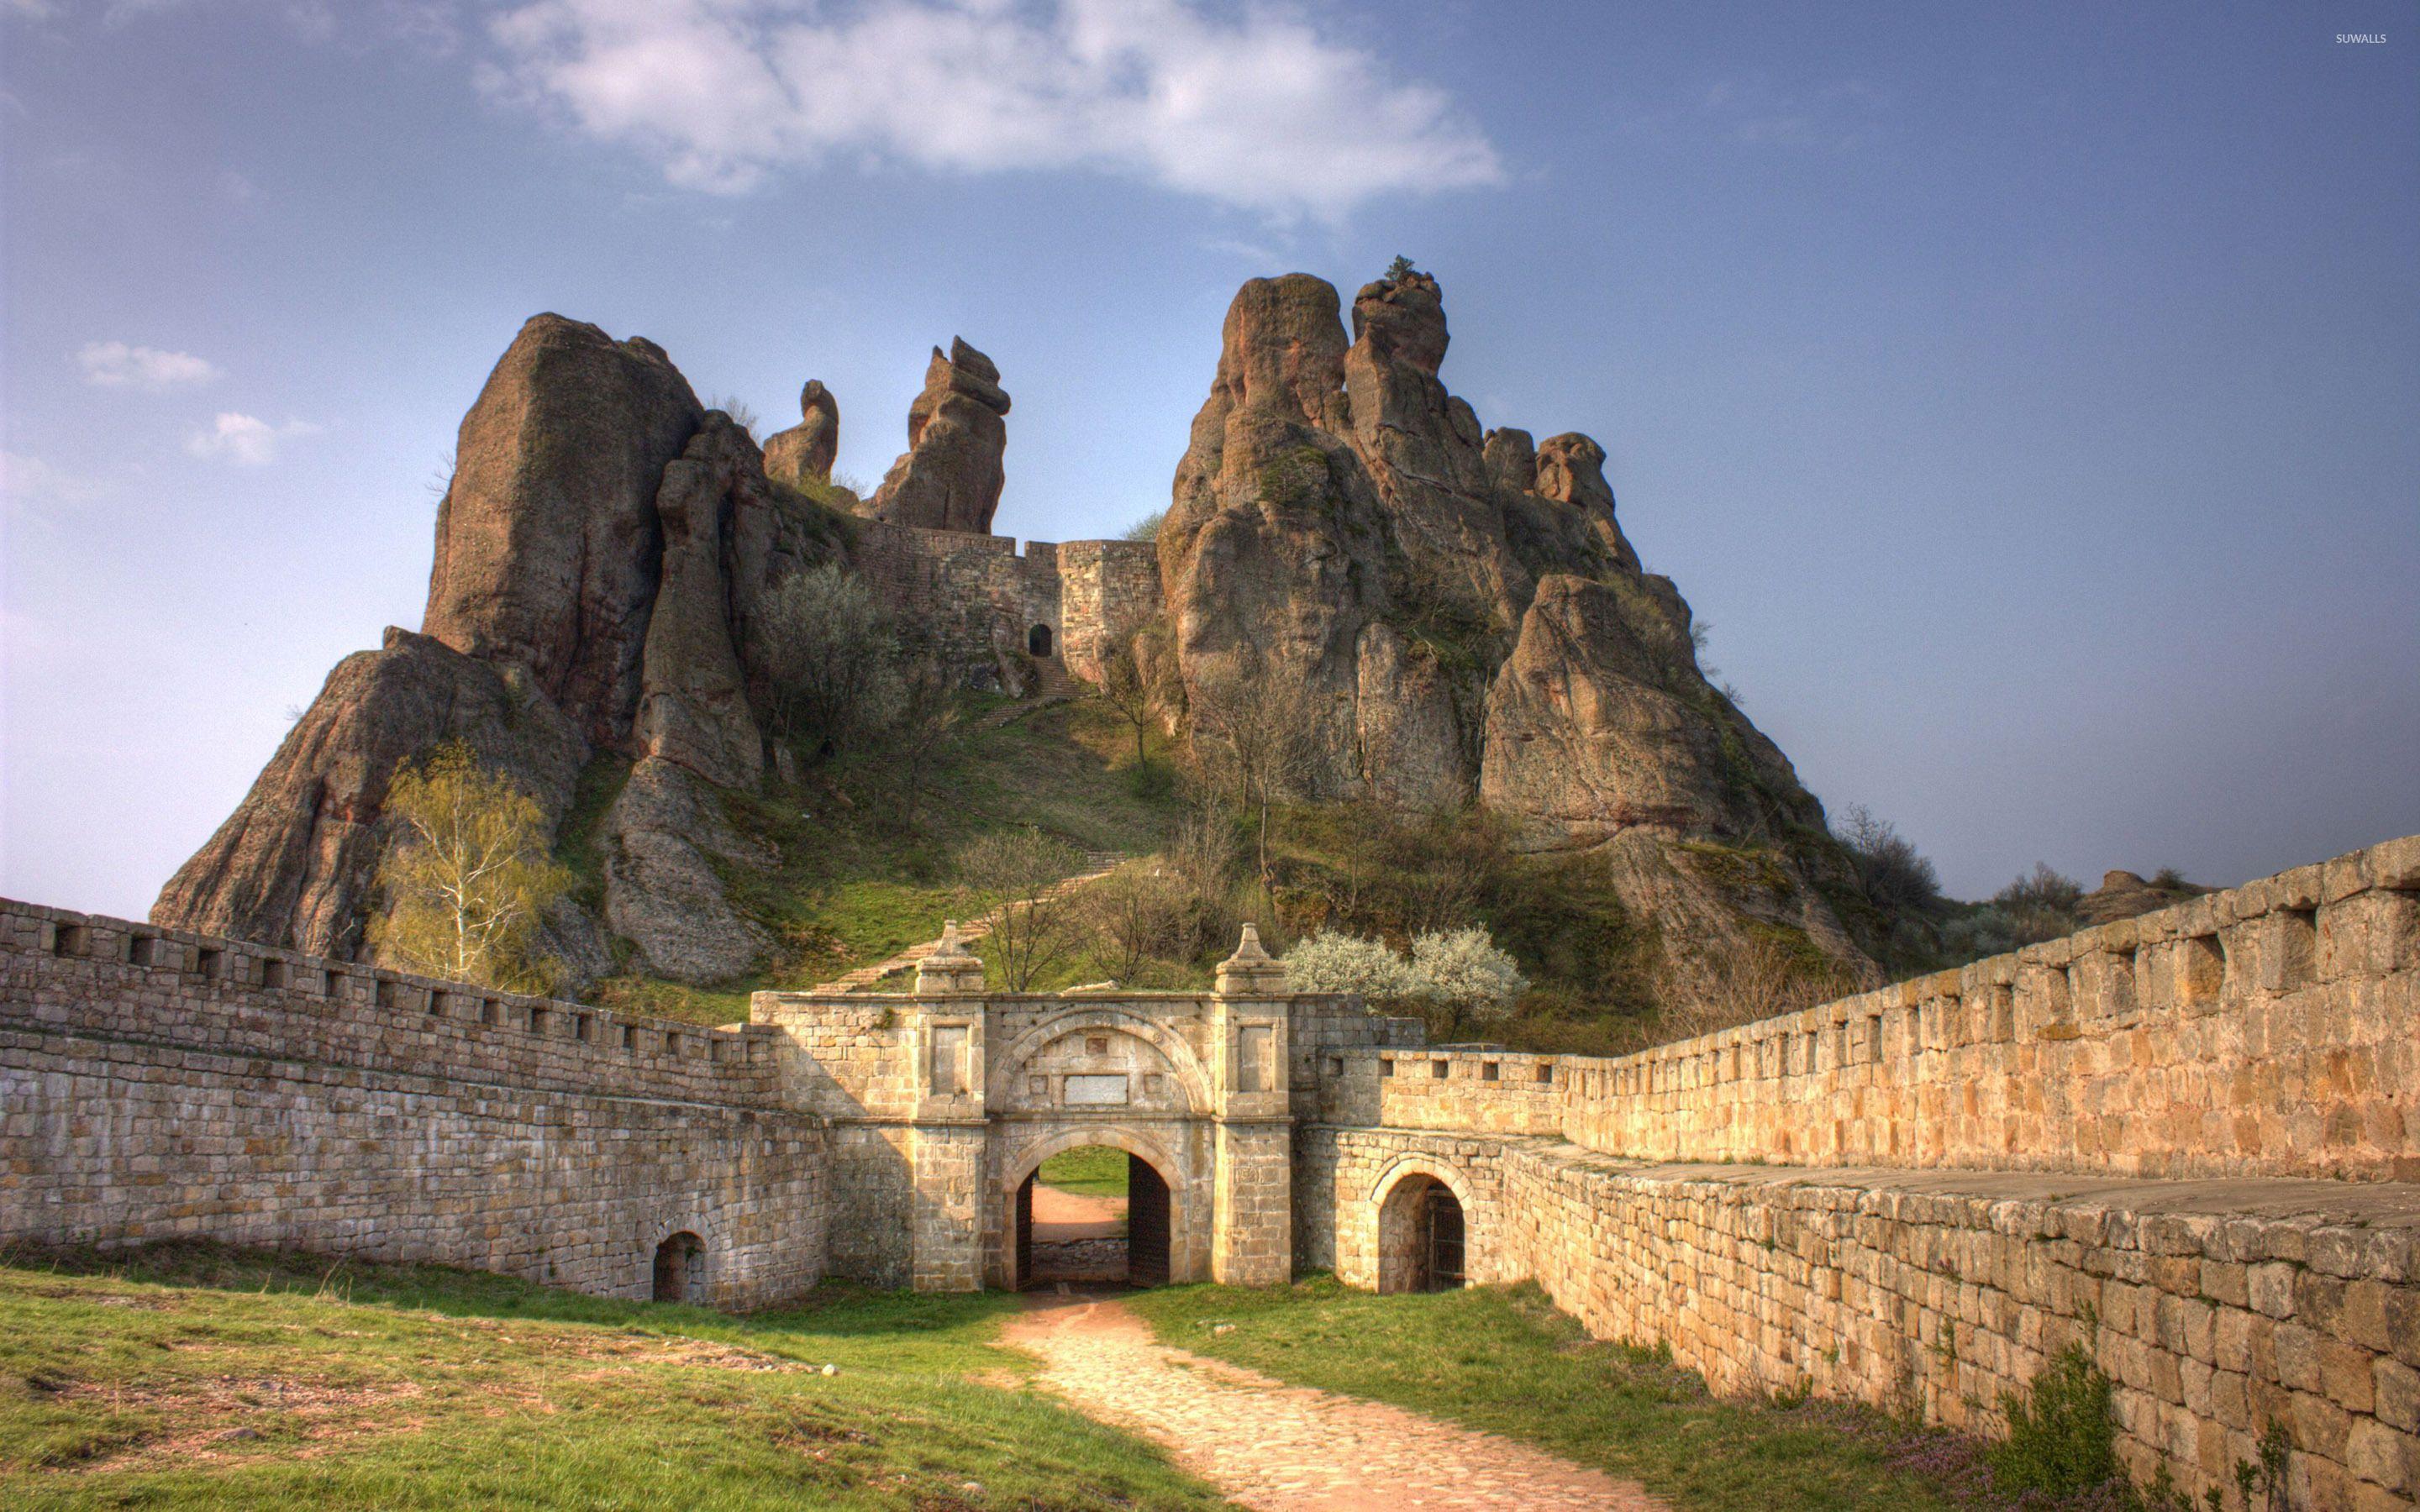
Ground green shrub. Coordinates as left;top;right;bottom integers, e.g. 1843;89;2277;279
1988;1342;2120;1498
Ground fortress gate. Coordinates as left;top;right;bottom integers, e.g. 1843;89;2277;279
751;923;1323;1290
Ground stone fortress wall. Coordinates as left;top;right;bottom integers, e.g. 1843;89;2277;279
2;836;2412;1509
1292;836;2417;1511
0;899;829;1307
846;517;1161;689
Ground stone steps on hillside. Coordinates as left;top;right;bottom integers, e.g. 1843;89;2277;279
808;849;1134;993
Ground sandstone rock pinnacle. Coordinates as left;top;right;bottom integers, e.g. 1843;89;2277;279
866;338;1011;533
1160;266;1875;1011
762;378;839;488
420;313;704;748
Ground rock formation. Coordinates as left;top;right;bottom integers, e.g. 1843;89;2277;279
760;379;838;488
865;338;1010;533
2075;869;2208;927
155;315;845;987
421;314;704;747
153;627;591;961
1160;270;1872;1001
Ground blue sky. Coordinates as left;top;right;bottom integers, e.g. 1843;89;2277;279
3;0;2415;920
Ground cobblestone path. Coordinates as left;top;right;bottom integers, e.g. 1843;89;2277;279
1001;1294;1665;1511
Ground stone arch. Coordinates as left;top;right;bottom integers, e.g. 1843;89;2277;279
642;1213;719;1303
1002;1125;1186;1290
1369;1157;1479;1294
652;1231;706;1303
1028;622;1054;657
992;1008;1214;1113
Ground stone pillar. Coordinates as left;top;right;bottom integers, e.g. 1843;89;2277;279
1210;925;1293;1286
908;923;988;1290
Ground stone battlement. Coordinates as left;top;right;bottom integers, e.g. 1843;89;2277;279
3;837;2412;1508
1318;833;2420;1185
846;517;1160;689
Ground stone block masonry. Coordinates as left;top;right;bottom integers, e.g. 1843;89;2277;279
1318;835;2420;1185
2;834;2412;1509
845;518;1161;690
0;899;827;1306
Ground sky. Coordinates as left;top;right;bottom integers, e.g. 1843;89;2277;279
3;0;2415;921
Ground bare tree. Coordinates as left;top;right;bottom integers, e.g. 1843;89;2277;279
1081;864;1182;984
1092;633;1158;775
956;827;1084;991
1188;669;1318;885
1658;933;1851;1045
889;654;963;825
756;563;902;758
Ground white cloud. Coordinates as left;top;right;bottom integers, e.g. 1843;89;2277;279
77;340;220;391
0;449;105;515
483;0;1502;221
185;412;320;465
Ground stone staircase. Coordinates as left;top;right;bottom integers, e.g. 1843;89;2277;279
807;848;1131;994
973;656;1084;732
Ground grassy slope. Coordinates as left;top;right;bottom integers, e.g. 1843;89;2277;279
1;1243;1221;1511
1034;1148;1130;1200
577;701;1187;1026
1130;1277;2008;1512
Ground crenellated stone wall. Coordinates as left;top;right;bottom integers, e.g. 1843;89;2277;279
3;833;2412;1509
844;518;1161;690
0;899;827;1306
1312;836;2419;1185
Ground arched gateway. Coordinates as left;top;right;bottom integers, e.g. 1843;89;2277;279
750;923;1301;1289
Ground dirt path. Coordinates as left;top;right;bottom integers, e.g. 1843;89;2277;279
1002;1294;1665;1512
1030;1184;1125;1241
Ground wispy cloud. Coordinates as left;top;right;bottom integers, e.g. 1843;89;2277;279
185;412;319;465
1698;75;1889;152
77;340;220;390
0;449;108;521
481;0;1503;222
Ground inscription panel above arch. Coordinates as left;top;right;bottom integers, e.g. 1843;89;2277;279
990;1010;1210;1116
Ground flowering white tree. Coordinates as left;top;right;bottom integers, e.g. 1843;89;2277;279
1283;925;1528;1039
1281;930;1420;1001
1409;927;1529;1039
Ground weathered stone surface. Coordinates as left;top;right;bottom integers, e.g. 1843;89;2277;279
151;627;589;962
602;756;771;984
867;338;1010;533
421;313;703;746
760;378;839;487
1160;270;1869;1002
636;417;767;790
24;832;2420;1504
2078;869;2212;927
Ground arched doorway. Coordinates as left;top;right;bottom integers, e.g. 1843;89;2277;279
1028;622;1054;657
652;1231;705;1303
1376;1173;1465;1294
1012;1145;1172;1289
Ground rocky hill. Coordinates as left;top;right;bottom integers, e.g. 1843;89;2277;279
155;313;847;986
155;275;1884;1028
1159;270;1875;1009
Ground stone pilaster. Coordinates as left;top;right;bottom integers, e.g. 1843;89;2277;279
1211;924;1293;1285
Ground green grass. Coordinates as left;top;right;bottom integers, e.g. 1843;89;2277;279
1128;1276;1986;1512
587;700;1188;1022
0;1242;1223;1511
1035;1148;1130;1200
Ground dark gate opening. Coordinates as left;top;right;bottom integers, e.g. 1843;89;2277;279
1015;1147;1171;1289
1028;623;1053;657
1418;1186;1465;1292
1127;1155;1170;1286
652;1231;703;1303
